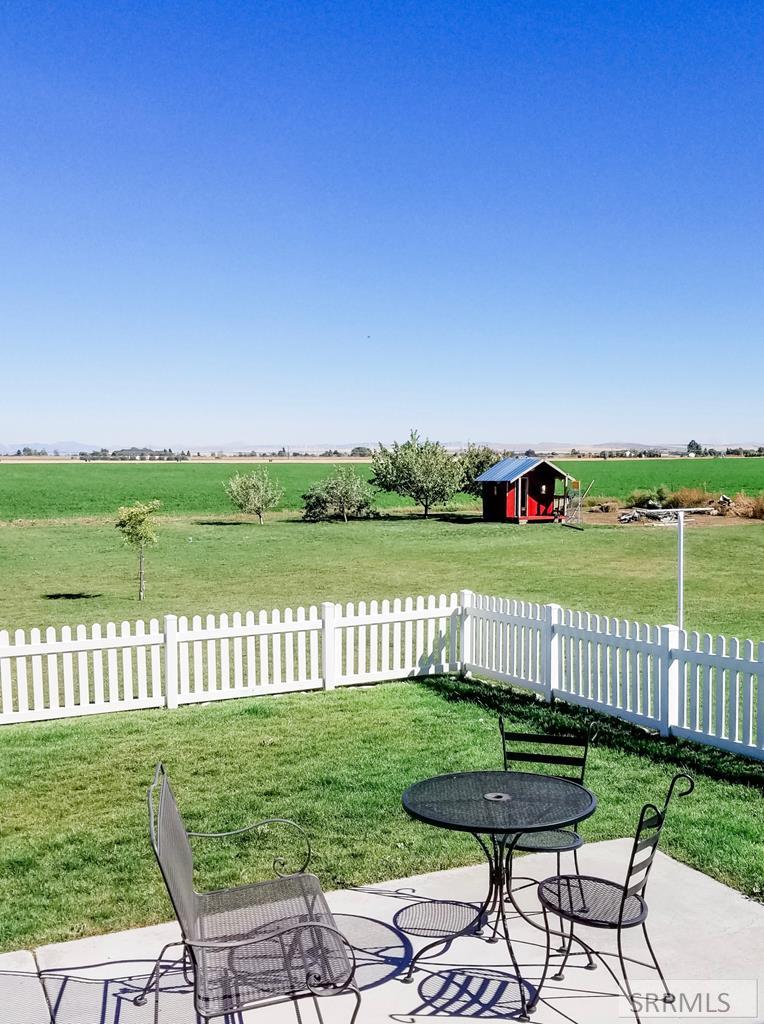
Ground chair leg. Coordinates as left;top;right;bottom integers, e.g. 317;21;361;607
554;853;567;951
642;922;674;1003
528;906;553;1014
349;981;362;1024
617;926;642;1024
552;918;574;981
572;846;588;912
133;940;184;1020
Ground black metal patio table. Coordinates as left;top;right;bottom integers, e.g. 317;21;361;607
401;770;597;1019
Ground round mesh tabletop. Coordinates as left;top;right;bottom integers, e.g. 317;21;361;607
402;771;596;835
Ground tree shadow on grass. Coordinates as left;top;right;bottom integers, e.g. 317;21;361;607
418;674;764;791
193;519;253;527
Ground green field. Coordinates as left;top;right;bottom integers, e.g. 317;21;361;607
1;515;763;638
0;458;762;637
560;457;764;501
1;457;763;521
1;678;761;951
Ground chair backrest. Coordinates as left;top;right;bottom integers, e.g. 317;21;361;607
147;763;197;939
621;772;694;911
498;717;594;783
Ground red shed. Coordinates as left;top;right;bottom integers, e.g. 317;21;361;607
477;456;571;523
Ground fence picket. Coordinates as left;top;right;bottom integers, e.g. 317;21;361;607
246;611;256;687
369;600;379;675
233;611;244;688
0;631;12;715
207;614;218;693
46;626;59;710
258;610;269;686
219;613;231;691
271;610;282;685
192;615;204;693
135;619;148;701
296;607;307;683
177;617;189;698
345;603;355;679
309;605;319;682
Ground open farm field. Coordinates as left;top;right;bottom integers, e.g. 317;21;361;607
1;458;763;522
556;457;764;500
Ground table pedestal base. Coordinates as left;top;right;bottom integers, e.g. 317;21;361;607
404;832;539;1020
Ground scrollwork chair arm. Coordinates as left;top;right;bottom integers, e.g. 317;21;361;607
187;818;311;875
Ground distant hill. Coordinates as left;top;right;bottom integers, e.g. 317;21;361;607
0;441;99;455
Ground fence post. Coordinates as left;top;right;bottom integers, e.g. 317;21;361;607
164;614;179;709
459;590;473;677
659;624;680;737
543;603;562;703
321;602;337;690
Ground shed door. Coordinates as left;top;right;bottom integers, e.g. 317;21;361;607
520;477;528;516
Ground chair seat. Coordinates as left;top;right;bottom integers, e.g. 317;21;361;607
192;873;352;1017
538;874;647;929
514;828;583;853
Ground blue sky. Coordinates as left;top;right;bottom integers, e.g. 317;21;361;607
1;1;762;447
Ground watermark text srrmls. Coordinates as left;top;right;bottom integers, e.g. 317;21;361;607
618;980;758;1018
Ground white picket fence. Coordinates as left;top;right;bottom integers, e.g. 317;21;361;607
1;590;762;761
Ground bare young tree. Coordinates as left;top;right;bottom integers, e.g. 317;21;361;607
224;468;284;524
115;499;161;601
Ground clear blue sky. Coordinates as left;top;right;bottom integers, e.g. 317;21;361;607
2;1;762;448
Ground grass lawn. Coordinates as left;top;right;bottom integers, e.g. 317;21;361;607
1;458;763;521
1;515;762;639
1;678;761;953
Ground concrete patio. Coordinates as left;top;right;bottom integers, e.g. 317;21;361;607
2;839;762;1023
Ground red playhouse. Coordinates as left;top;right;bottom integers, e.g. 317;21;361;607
477;456;572;524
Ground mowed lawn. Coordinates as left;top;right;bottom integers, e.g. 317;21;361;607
1;516;763;638
1;457;763;521
1;679;762;952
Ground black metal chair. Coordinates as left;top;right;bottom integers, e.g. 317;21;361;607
499;717;595;876
535;772;694;1023
134;763;361;1023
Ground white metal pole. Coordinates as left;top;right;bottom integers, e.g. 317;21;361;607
677;510;685;630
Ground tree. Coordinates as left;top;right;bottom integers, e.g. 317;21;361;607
350;446;372;457
371;430;464;517
302;466;376;522
115;500;161;601
459;443;502;498
224;468;284;524
687;439;702;455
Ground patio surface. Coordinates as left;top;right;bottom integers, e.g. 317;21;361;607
2;839;762;1023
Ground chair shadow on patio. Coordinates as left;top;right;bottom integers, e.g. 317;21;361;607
38;914;410;1023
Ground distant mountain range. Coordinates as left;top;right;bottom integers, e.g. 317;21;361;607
2;438;762;456
0;441;98;455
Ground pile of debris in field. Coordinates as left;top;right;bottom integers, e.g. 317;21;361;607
618;495;734;524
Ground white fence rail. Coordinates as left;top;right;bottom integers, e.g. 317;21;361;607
1;590;762;761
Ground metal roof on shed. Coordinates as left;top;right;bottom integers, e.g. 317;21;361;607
476;456;570;484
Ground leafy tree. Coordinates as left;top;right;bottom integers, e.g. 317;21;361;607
459;443;502;498
371;430;464;517
350;446;372;457
115;499;161;601
302;466;377;522
687;439;702;455
224;468;284;524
